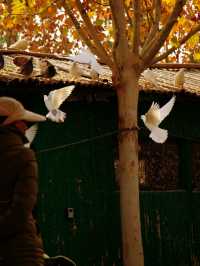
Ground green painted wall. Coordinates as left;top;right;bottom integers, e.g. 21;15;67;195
33;95;200;266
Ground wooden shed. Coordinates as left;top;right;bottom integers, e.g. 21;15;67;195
1;53;200;266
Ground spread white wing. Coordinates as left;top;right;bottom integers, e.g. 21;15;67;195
48;85;75;110
44;94;53;111
148;101;160;113
145;102;160;127
159;96;176;122
68;49;94;64
25;124;38;147
69;49;103;74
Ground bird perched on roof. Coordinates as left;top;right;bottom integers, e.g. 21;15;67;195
13;56;33;76
9;39;28;50
44;85;75;123
174;68;185;88
13;55;30;66
24;123;38;148
36;60;57;78
141;96;176;143
69;62;82;81
143;69;159;87
20;57;33;76
90;68;99;81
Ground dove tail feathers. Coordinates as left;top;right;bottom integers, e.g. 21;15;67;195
149;127;168;143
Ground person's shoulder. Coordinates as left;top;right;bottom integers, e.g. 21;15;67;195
18;147;36;162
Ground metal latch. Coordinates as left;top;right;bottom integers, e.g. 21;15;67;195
66;208;74;219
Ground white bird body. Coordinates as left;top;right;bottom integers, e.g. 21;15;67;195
175;68;184;88
143;69;158;87
9;39;28;50
69;49;103;75
141;96;176;143
44;85;75;123
45;109;66;123
24;124;38;147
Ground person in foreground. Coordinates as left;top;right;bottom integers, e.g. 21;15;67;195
0;96;46;266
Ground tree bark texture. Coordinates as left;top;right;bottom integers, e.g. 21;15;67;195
116;68;144;266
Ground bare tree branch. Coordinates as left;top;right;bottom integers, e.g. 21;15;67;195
143;0;154;31
75;0;113;67
132;0;140;54
142;0;187;65
151;24;200;64
93;0;109;6
64;1;112;67
152;62;200;69
108;0;129;65
124;3;133;27
141;0;161;55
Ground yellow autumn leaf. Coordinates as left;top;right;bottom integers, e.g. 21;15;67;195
11;0;27;15
193;52;200;61
27;0;36;8
187;34;199;48
88;11;95;17
101;0;109;5
5;18;14;29
1;7;9;18
177;16;186;25
193;0;200;9
38;0;54;16
125;0;132;6
162;0;175;5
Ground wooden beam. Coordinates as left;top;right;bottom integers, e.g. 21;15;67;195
151;63;200;69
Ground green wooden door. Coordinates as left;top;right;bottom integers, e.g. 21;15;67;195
35;101;121;266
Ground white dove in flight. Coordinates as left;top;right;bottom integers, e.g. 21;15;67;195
44;85;75;123
68;49;103;75
141;96;176;143
24;124;38;148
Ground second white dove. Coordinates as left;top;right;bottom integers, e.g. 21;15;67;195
44;85;75;123
141;95;176;143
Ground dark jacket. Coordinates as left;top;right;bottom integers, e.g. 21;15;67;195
0;125;38;238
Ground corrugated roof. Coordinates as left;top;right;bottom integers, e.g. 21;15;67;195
0;54;200;97
140;68;200;96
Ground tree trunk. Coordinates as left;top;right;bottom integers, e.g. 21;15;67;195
116;69;144;266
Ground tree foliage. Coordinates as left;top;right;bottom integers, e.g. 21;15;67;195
0;0;199;63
